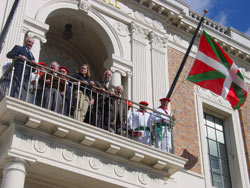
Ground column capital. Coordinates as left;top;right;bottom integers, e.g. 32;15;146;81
110;66;126;77
148;31;167;49
130;22;149;42
4;157;31;169
126;71;133;77
27;32;47;44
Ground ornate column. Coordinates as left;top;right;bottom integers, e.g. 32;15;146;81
126;71;133;100
110;66;127;87
27;32;47;61
1;157;29;188
148;31;168;107
130;22;151;104
111;70;122;87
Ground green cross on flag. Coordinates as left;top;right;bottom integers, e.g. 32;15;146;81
187;30;248;109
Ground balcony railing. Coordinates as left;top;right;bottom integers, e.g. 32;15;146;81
0;61;175;153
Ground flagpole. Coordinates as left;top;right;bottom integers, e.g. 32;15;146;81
0;0;20;54
166;10;208;99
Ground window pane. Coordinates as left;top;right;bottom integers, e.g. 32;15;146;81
206;114;215;127
215;118;223;131
223;177;232;188
218;143;227;159
212;173;223;188
222;160;230;177
210;156;221;173
209;140;218;156
216;131;225;144
204;113;232;188
207;127;216;140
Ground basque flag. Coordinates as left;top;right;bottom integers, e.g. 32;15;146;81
187;30;248;109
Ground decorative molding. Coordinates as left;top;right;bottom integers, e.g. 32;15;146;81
27;32;47;44
110;66;126;77
80;136;95;146
34;140;47;153
138;172;149;185
62;149;75;162
25;117;41;128
113;22;129;37
134;11;145;22
132;11;164;32
114;165;126;177
79;0;91;12
149;31;167;49
130;22;149;42
105;144;120;154
130;152;144;162
89;157;102;170
153;160;167;170
194;86;231;108
173;34;182;45
53;127;69;138
4;157;31;169
153;20;164;31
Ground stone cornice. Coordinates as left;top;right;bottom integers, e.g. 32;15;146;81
130;0;250;64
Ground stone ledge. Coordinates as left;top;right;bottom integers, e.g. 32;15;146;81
0;96;187;178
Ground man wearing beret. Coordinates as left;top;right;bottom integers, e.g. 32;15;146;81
42;62;66;113
128;101;152;145
27;62;47;104
152;97;172;152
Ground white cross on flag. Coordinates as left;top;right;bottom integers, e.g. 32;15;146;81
187;30;248;109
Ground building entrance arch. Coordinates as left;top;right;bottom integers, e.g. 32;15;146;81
37;4;121;81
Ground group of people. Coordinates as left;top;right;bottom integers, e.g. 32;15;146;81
127;98;173;152
5;37;174;152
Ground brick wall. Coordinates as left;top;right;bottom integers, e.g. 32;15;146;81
239;83;250;177
168;47;201;174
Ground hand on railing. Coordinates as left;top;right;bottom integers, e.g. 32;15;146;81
15;55;37;66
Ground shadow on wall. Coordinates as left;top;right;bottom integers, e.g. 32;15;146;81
181;149;198;170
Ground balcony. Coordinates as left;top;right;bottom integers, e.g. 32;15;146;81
0;61;187;187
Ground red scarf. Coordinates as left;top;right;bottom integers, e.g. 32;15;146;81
137;109;146;115
34;71;45;76
159;106;168;114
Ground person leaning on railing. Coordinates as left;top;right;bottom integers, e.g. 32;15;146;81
110;85;126;134
27;62;47;105
127;101;152;146
59;66;71;116
89;70;115;130
40;62;66;113
71;64;94;121
6;37;36;101
152;97;173;152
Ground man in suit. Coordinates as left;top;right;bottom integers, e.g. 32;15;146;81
6;37;36;101
90;70;115;130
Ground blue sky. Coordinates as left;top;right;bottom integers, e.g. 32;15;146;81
182;0;250;36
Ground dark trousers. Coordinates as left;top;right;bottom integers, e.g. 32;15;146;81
43;88;62;113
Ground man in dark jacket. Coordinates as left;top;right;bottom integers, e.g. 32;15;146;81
6;37;36;101
90;70;115;130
